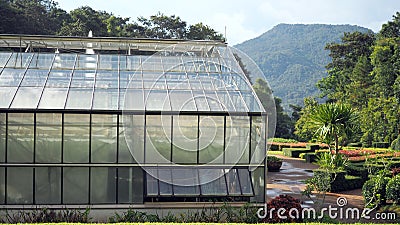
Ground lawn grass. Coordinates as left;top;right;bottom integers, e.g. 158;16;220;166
267;150;284;156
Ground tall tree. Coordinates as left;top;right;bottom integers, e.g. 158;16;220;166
138;12;187;39
187;23;225;41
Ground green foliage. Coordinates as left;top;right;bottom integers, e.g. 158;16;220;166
305;103;360;152
282;147;313;158
315;152;348;172
0;2;224;41
362;170;390;208
267;155;282;162
386;174;400;204
391;137;400;150
236;24;371;110
269;137;298;143
2;208;90;223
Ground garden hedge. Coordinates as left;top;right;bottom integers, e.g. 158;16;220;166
282;148;313;158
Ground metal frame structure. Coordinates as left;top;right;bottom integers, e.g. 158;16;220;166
0;35;267;207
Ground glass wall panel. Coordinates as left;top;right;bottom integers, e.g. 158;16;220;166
251;116;266;164
63;167;89;204
238;169;253;195
118;167;143;203
172;169;199;195
225;169;241;195
35;167;61;204
0;167;4;204
225;116;250;164
122;89;144;110
250;167;265;203
146;115;171;163
91;114;117;163
7;113;34;163
199;116;224;164
0;113;5;162
144;90;171;111
36;113;62;163
146;169;158;196
172;115;197;164
52;54;76;70
159;168;173;196
118;115;141;163
199;169;227;195
90;167;116;203
7;167;33;204
63;114;89;163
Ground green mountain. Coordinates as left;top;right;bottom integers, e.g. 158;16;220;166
235;23;372;110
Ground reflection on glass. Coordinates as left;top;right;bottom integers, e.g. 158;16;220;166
146;169;158;196
46;71;72;88
63;167;89;204
159;168;173;196
36;113;62;163
172;115;197;164
63;114;89;163
7;113;34;162
251;116;266;164
119;115;144;163
199;169;227;195
7;167;33;204
0;113;5;162
91;167;116;203
250;167;264;202
91;114;117;163
0;68;25;87
238;169;253;195
146;115;171;163
225;169;241;195
35;167;61;204
92;88;119;110
225;116;250;164
65;88;93;109
0;167;4;203
118;167;143;203
199;116;224;164
172;169;199;195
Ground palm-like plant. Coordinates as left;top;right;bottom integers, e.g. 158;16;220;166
307;103;359;154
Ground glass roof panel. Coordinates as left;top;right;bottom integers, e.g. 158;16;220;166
5;52;33;69
0;68;25;87
20;69;48;87
76;55;97;70
144;90;170;111
0;52;12;67
95;71;118;88
98;55;118;70
92;88;119;110
192;91;210;111
52;54;76;70
229;91;248;112
11;87;43;108
38;87;68;109
46;70;72;88
65;88;93;109
169;90;196;111
0;87;17;108
29;54;54;70
120;71;138;89
124;55;141;71
70;70;95;88
121;89;144;110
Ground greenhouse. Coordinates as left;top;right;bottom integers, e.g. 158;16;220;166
0;35;267;207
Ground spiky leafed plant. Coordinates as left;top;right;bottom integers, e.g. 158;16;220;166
307;103;359;154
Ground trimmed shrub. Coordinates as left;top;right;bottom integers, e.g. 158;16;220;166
265;195;302;223
386;175;400;204
391;137;400;151
346;164;368;181
306;144;320;151
304;153;317;163
362;172;390;208
372;142;390;148
269;143;280;151
348;142;362;147
282;148;313;158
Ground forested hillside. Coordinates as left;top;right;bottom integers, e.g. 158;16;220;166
235;24;372;110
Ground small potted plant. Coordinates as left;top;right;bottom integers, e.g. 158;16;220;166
267;156;283;172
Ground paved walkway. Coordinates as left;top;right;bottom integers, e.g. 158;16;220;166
267;155;364;209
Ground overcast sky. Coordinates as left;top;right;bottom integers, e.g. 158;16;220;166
56;0;400;45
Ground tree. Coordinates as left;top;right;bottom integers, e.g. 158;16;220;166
380;12;400;39
294;97;319;142
187;23;225;41
138;12;187;39
305;103;359;153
